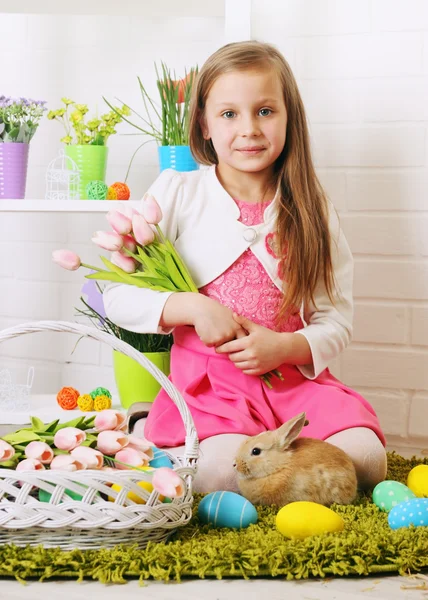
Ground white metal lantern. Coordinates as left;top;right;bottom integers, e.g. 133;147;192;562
45;150;80;200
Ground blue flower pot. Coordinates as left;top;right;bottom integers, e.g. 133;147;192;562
158;145;199;172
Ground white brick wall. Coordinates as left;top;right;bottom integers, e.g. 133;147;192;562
1;2;427;451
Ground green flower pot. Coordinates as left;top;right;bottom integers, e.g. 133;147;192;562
65;144;108;200
113;350;171;410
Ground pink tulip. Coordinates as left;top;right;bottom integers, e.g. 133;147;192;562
16;458;45;471
132;214;155;245
96;430;129;455
52;249;81;271
141;193;163;225
25;441;54;464
114;447;151;469
54;427;86;451
106;210;133;235
127;435;154;460
94;410;127;432
152;467;184;498
111;250;138;273
71;446;104;469
122;234;137;253
50;454;86;472
116;205;140;220
91;231;123;252
0;440;15;461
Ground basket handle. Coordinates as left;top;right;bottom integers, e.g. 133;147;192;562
0;321;199;461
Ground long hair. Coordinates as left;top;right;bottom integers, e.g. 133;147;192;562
189;41;337;321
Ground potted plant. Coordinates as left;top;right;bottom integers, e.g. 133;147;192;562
104;63;198;175
77;280;173;410
0;96;47;199
47;98;130;200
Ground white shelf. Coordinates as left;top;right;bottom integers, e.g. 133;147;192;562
0;394;121;425
0;0;225;17
0;200;140;213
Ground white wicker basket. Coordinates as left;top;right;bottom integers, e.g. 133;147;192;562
0;321;199;550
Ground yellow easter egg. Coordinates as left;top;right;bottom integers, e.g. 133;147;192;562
276;501;345;539
108;467;163;504
407;465;428;497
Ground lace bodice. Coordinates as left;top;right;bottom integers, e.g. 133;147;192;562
199;199;303;333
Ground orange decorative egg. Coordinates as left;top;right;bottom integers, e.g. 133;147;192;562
56;386;80;410
108;182;130;200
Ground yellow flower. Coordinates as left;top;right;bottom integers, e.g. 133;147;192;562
60;135;73;144
47;110;56;120
75;103;89;114
87;118;101;131
71;110;83;123
61;97;74;105
121;105;131;117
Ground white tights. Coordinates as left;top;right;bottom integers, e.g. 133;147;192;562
132;419;387;495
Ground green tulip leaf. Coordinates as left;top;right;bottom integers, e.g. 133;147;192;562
1;430;41;444
31;416;46;431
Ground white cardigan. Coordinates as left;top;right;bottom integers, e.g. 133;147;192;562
103;165;354;380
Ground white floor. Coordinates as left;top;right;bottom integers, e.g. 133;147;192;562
2;574;428;599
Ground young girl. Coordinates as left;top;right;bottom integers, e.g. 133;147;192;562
104;40;387;494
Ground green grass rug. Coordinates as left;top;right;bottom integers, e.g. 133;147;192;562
0;452;427;584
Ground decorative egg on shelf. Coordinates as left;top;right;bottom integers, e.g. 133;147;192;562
107;182;130;200
276;501;345;539
197;491;258;529
407;465;428;498
372;480;416;512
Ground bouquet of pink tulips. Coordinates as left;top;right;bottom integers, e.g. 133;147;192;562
0;410;184;499
53;194;198;293
53;194;283;388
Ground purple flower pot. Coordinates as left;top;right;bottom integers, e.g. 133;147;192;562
0;142;30;199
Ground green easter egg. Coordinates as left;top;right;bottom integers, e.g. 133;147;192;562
372;480;416;512
39;488;84;502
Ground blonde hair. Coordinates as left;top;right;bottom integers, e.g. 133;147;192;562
189;41;336;321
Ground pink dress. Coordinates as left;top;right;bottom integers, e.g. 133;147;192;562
144;199;385;448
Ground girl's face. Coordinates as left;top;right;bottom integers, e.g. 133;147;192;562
202;68;287;177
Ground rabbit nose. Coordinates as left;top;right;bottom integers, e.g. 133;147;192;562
232;462;237;469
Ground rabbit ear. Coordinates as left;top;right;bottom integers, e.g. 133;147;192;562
275;412;307;450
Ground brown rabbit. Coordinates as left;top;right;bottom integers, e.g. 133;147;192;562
233;412;357;507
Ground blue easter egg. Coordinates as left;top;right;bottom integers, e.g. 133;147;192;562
197;491;258;529
149;447;174;469
388;497;428;530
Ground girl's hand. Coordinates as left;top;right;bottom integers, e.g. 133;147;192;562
215;313;291;375
192;297;247;347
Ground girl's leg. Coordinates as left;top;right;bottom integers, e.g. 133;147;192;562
325;427;387;490
131;417;248;494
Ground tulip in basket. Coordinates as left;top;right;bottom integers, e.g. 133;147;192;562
0;321;198;550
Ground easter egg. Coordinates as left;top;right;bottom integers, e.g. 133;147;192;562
108;467;164;504
372;480;416;512
39;488;84;502
276;501;344;539
149;447;174;469
388;497;428;530
407;465;428;497
197;491;258;529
